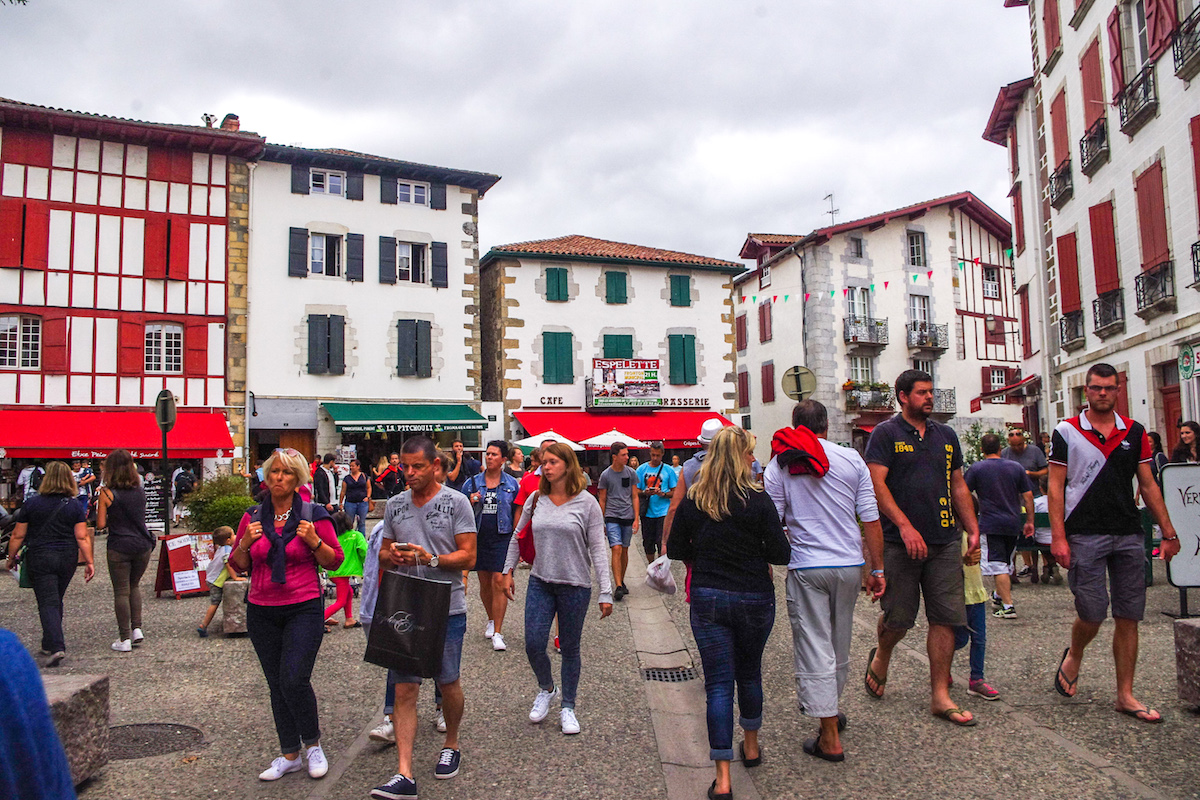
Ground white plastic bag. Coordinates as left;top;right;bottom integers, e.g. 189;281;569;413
644;555;677;595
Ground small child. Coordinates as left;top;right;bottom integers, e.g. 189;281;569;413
197;526;245;637
952;530;1000;700
324;510;367;632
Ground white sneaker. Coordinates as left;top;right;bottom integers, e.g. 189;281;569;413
492;632;507;651
258;755;304;781
560;707;580;735
369;717;395;743
529;688;558;723
484;619;495;638
305;744;328;778
131;628;144;645
111;639;132;652
435;709;447;732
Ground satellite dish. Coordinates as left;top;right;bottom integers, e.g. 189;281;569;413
781;366;817;401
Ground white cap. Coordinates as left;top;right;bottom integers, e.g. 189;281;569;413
698;418;725;444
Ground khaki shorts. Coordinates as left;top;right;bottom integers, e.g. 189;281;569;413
880;540;967;629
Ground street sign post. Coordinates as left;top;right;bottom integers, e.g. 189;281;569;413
154;390;177;540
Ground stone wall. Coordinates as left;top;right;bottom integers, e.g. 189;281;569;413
461;193;482;401
225;158;250;458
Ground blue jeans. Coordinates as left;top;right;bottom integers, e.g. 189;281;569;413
953;601;987;682
525;575;591;709
342;500;369;535
690;586;775;761
246;598;326;753
27;546;78;654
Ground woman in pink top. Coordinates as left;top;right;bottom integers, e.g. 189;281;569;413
229;448;343;783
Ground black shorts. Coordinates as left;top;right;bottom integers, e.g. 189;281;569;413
985;534;1018;569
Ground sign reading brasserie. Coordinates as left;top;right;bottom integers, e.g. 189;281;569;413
591;359;662;408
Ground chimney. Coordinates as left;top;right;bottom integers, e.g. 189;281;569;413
220;113;240;132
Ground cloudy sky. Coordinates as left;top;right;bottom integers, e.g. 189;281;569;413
1;0;1032;263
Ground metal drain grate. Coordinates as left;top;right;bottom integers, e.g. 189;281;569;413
109;723;205;760
641;666;699;682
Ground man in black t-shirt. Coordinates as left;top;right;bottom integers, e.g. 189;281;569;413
863;369;980;727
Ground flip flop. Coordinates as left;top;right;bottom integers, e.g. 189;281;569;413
1118;707;1163;724
1054;647;1078;698
343;620;362;629
933;707;976;727
802;736;845;762
864;647;886;699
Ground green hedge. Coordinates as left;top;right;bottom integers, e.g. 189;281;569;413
183;475;256;532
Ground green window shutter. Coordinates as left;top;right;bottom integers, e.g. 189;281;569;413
603;334;633;358
328;315;345;375
397;320;417;376
543;332;572;384
606;271;627;304
668;334;684;384
416;320;432;378
558;333;573;383
307;314;329;374
670;275;690;307
683;334;697;384
547;267;568;301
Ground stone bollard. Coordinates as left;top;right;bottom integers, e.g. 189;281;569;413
222;580;249;634
1176;617;1200;707
42;673;109;786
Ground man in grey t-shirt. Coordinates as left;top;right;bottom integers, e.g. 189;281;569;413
375;437;477;797
1001;428;1054;583
597;442;640;601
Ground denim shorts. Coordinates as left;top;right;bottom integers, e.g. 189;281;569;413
605;520;634;548
389;612;467;685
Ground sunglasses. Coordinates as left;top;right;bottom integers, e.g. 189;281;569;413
274;448;303;457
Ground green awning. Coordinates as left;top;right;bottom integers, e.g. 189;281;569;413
323;403;488;433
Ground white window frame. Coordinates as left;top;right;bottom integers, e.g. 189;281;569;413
850;355;874;383
397;242;427;284
990;367;1008;404
0;316;40;369
913;358;935;379
907;231;926;267
909;294;931;325
847;287;869;320
759;263;771;289
310;169;346;197
311;233;342;278
397;181;430;206
982;266;1000;299
850;235;864;259
1133;0;1150;67
145;323;183;374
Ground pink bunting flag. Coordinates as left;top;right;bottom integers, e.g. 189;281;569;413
843;288;848;296
927;270;933;279
773;296;778;303
804;293;810;302
884;281;889;289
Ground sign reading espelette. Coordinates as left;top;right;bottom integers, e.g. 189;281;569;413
591;359;661;407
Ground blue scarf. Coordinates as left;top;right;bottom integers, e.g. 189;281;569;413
258;494;304;585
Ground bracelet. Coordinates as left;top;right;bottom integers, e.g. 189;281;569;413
1161;535;1178;541
870;569;885;576
310;541;322;553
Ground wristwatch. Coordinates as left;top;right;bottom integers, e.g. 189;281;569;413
429;553;440;568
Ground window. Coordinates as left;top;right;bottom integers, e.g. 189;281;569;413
1050;89;1069;168
397;242;427;283
849;236;864;258
1134;0;1151;66
759;263;771;289
909;294;930;325
761;362;775;403
0;316;39;369
144;323;183;374
311;234;342;277
1018;286;1033;359
668;334;698;385
990;367;1008;404
847;286;869;320
982;266;1001;299
669;275;691;307
850;356;873;383
913;358;935;378
735;313;747;351
310;169;345;197
1134;161;1169;268
1012;186;1026;254
307;314;345;375
758;300;773;342
736;371;750;408
542;332;573;384
603;334;633;359
396;319;432;378
907;231;926;267
1057;232;1082;313
605;271;628;304
398;181;429;206
546;267;569;301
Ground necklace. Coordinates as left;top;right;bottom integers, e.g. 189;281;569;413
274;509;292;523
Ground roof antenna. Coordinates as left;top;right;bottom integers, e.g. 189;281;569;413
824;193;838;226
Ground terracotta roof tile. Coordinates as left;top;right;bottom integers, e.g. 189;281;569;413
746;233;802;245
0;96;263;139
488;235;742;271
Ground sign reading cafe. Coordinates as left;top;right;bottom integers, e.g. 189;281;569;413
590;359;662;408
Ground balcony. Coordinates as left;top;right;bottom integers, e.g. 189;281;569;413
844;316;888;350
932;388;956;417
844;386;895;414
1049;159;1073;209
1079;117;1109;176
907;321;950;351
1135;259;1176;320
1174;4;1200;81
1060;310;1086;352
1192;241;1200;289
1092;288;1125;339
1118;65;1158;136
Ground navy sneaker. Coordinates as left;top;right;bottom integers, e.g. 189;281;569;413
434;748;460;779
370;773;417;799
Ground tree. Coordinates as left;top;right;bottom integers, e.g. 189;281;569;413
960;421;1007;468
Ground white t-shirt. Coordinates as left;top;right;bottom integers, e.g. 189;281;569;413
764;439;879;570
207;544;232;585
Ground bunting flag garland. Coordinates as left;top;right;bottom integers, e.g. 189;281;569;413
784;295;789;301
830;290;835;297
773;296;778;302
869;284;875;291
884;281;889;289
927;270;933;279
973;257;981;265
843;288;848;296
912;274;918;282
752;296;757;303
804;293;810;302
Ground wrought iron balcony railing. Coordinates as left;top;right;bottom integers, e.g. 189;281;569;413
1135;259;1175;318
843;316;888;346
1174;4;1200;80
1118;65;1157;135
844;388;896;413
1060;310;1085;350
1049;159;1073;208
932;388;956;415
1079;117;1109;176
1192;241;1200;287
1092;288;1125;335
907;322;949;350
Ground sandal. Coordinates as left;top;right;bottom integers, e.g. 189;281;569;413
802;736;845;762
1053;647;1078;698
343;620;362;628
863;647;886;699
1117;707;1163;724
933;707;976;727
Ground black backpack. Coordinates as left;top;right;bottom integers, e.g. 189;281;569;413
29;467;44;492
174;471;196;501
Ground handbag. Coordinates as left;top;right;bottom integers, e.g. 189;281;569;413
515;492;541;564
364;570;452;677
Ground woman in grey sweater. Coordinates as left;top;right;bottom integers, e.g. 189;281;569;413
503;442;613;735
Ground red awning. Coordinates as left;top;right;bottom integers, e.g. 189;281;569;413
0;409;234;459
978;373;1040;402
855;425;875;434
514;410;732;449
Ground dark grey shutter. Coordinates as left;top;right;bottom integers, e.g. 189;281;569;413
397;320;417;376
291;164;309;194
289;227;309;277
379;236;397;284
430;183;447;210
346;234;364;282
307;314;328;374
346;171;364;201
431;242;449;287
328;314;345;375
380;177;398;204
416;320;432;378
